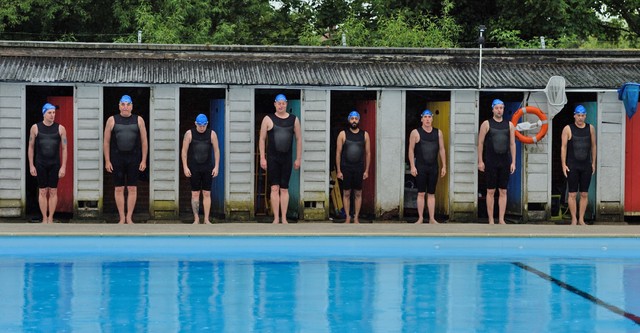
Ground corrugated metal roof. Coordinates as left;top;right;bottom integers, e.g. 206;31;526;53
0;41;639;89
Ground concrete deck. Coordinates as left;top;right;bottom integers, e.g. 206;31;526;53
1;221;640;237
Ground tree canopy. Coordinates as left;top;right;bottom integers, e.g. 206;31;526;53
0;0;637;48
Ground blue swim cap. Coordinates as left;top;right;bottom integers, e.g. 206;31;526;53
574;105;587;114
120;95;133;104
421;109;432;117
42;103;56;115
195;114;208;125
491;99;504;108
275;94;287;102
347;111;360;120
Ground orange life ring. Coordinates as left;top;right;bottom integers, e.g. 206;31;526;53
511;106;548;144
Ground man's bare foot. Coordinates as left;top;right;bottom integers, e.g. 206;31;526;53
570;220;578;225
353;217;360;224
578;221;587;226
125;218;134;224
414;218;424;224
193;220;200;224
498;220;506;225
204;220;212;225
117;220;125;224
282;219;289;224
345;217;351;224
488;220;495;225
429;220;439;224
272;219;279;224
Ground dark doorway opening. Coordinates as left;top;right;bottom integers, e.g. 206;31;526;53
25;85;74;222
178;88;226;221
329;90;377;222
102;87;150;223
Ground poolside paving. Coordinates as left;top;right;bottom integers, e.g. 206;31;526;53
1;220;640;237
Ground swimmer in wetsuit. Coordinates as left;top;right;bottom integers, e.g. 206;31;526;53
258;94;302;224
181;113;220;224
336;111;371;224
28;103;68;223
103;95;148;224
561;104;596;226
478;99;516;224
408;109;446;224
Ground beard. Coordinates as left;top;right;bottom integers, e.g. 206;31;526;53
350;122;359;129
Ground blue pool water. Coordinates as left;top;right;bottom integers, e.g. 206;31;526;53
1;236;639;332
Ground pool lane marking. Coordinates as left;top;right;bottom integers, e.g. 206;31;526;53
513;262;640;326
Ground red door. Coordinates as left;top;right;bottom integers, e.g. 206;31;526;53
625;103;640;213
47;96;74;213
355;100;376;216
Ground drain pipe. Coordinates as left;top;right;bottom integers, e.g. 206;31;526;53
478;25;486;89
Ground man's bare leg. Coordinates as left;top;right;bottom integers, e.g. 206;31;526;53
202;190;212;224
115;186;126;224
125;186;137;224
270;185;280;224
486;189;496;224
427;193;439;224
567;192;578;225
38;188;49;224
578;192;589;226
280;188;289;224
498;189;507;224
47;188;58;223
353;190;362;224
343;189;352;223
415;192;425;224
191;191;201;224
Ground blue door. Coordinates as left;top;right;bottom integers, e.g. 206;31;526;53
210;99;225;218
506;102;523;217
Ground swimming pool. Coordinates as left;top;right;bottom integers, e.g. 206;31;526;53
1;236;639;332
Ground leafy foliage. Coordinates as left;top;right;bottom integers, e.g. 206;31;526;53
0;0;637;48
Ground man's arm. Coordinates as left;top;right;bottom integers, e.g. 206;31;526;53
438;129;447;178
28;125;37;176
138;116;148;171
211;130;220;177
477;121;488;172
590;124;597;174
509;122;516;174
59;125;68;178
103;117;114;173
293;117;302;170
363;131;371;180
335;131;345;179
181;130;191;177
258;116;271;170
560;126;571;177
408;129;418;177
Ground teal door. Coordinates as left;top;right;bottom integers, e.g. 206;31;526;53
210;99;225;218
287;100;301;219
582;102;597;220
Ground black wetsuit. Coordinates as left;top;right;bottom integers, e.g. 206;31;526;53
35;122;61;188
340;129;366;190
110;114;141;187
483;118;511;189
267;113;296;188
566;123;593;193
414;127;440;194
187;128;213;191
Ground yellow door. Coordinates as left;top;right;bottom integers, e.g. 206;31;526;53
425;101;450;216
